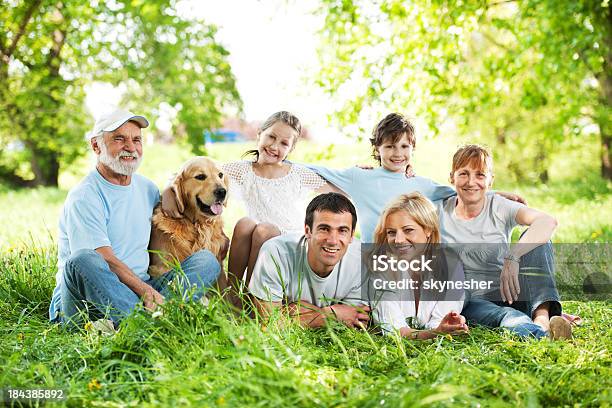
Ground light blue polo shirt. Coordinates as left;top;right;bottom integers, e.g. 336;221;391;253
306;165;456;243
49;169;159;321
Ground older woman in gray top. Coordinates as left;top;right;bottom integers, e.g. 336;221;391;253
437;144;571;340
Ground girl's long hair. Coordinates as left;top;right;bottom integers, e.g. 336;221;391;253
243;111;302;161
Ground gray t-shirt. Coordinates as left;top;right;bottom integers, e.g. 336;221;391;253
249;233;365;307
438;195;524;290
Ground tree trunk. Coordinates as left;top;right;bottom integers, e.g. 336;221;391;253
536;144;549;183
597;71;611;179
22;2;65;188
0;152;59;187
602;131;611;180
597;5;611;180
495;126;506;145
30;147;60;187
20;140;60;187
43;154;60;186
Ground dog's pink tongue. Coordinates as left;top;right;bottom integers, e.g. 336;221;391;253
211;203;223;215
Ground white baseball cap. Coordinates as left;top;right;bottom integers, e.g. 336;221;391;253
88;108;149;139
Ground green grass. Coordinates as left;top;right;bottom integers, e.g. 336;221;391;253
0;139;611;406
0;245;610;406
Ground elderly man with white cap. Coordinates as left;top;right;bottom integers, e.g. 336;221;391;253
49;108;220;329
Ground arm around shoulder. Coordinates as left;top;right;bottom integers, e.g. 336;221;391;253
303;164;356;194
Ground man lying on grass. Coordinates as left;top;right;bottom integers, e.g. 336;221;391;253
49;108;220;330
249;193;370;328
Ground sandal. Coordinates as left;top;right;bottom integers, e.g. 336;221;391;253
562;313;583;326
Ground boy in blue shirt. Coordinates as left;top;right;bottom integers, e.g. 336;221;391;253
307;113;523;242
307;113;454;242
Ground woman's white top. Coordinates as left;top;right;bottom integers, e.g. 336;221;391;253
374;297;465;333
222;160;327;234
372;259;465;333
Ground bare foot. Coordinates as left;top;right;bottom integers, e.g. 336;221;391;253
533;315;550;332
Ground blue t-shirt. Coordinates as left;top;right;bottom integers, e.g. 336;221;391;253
306;165;456;242
49;170;159;320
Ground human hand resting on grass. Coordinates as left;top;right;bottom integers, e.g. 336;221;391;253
143;287;165;311
326;303;370;328
435;311;469;334
500;258;520;304
399;311;468;340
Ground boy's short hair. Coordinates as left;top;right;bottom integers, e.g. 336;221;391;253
305;193;357;232
451;144;494;175
370;113;416;165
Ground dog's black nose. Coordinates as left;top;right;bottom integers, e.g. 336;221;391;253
214;187;227;200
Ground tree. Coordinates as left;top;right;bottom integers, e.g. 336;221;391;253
0;0;241;187
315;0;611;181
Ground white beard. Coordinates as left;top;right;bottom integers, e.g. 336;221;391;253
97;139;142;176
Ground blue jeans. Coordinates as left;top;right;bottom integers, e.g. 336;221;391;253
55;249;220;327
462;241;562;339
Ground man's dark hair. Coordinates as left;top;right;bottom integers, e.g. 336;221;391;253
305;193;357;231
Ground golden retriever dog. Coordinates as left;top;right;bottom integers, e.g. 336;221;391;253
148;157;229;278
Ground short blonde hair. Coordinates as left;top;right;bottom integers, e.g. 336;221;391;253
372;192;440;246
451;144;493;176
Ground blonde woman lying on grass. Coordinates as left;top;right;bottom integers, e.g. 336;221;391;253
368;192;468;340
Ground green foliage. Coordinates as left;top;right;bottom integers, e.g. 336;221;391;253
316;0;611;182
0;1;241;186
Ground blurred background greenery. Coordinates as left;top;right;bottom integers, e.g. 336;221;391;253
0;0;610;248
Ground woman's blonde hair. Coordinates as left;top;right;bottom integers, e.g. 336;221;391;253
368;192;442;287
372;192;440;248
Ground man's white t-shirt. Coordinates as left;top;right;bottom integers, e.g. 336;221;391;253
248;233;365;307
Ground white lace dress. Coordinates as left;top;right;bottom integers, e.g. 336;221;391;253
222;161;327;234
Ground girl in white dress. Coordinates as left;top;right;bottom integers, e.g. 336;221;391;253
164;112;337;304
221;112;338;300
